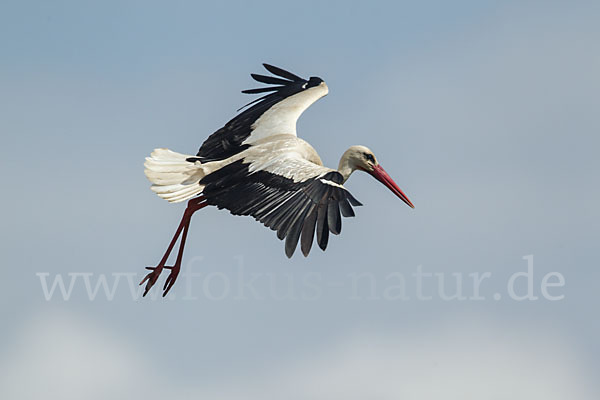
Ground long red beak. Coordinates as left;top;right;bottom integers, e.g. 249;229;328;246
369;164;415;208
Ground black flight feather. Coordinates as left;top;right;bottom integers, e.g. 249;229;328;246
251;74;293;86
316;203;329;251
300;205;318;257
241;86;284;94
276;193;307;239
260;192;296;229
236;94;272;112
271;193;304;235
327;202;341;235
285;205;312;258
278;198;308;239
263;63;304;82
255;193;289;220
347;193;363;207
339;198;355;217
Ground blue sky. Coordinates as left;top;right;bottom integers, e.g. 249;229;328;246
1;1;599;399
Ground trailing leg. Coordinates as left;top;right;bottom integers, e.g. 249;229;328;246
140;196;207;296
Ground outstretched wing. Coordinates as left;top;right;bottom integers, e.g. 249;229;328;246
193;64;328;162
199;157;362;257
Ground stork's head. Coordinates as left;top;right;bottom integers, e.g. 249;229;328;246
338;145;415;209
306;76;324;88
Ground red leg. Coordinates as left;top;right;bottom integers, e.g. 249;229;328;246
140;197;208;296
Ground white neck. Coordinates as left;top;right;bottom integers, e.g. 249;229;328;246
337;151;356;183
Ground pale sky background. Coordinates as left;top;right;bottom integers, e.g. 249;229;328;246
1;1;599;399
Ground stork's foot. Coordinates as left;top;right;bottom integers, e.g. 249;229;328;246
140;264;180;297
140;265;166;296
162;265;181;297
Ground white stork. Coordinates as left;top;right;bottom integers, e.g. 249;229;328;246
141;63;414;296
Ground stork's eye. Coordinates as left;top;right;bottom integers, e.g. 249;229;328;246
364;153;375;162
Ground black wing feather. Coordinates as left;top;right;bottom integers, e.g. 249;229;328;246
316;204;329;251
280;197;312;240
276;193;306;239
285;204;312;257
263;63;304;82
251;74;293;86
327;201;341;235
241;86;284;94
300;205;318;256
339;198;355;217
347;193;363;207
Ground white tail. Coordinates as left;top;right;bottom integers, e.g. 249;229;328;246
144;148;206;203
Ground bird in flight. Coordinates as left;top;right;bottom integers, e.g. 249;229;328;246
141;63;414;296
